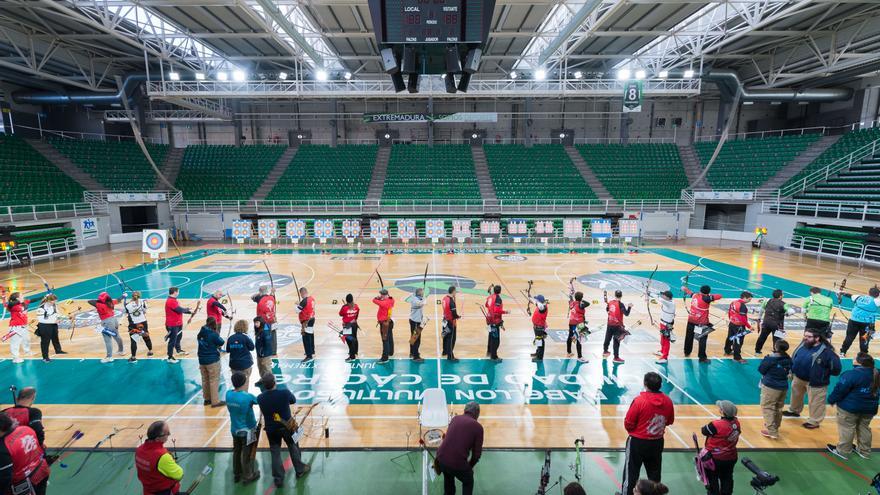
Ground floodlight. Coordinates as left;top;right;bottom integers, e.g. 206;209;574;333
617;69;631;80
169;72;180;81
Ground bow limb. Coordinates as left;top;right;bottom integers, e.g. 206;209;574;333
261;260;275;295
645;265;658;327
525;280;534;316
28;266;54;296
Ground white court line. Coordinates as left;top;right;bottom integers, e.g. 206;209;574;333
202;417;230;448
644;359;755;448
431;248;442;386
163;384;205;424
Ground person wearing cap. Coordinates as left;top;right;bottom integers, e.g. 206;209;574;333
226;372;260;484
527;294;549;362
783;328;841;429
621;372;674;495
701;400;741;495
373;288;395;364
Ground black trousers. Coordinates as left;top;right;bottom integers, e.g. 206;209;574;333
438;462;474;495
603;325;622;358
37;323;62;360
302;332;315;358
130;333;153;358
345;324;359;359
684;322;708;360
806;318;831;336
488;326;501;359
724;324;745;360
166;325;181;358
534;326;547;360
841;320;871;355
754;323;781;354
567;324;583;358
380;321;394;360
621;436;664;495
409;319;422;359
443;321;457;359
706;457;736;495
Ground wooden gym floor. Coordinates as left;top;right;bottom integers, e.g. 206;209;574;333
2;240;878;454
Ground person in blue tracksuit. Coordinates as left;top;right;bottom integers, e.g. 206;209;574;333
826;352;880;460
197;317;226;407
840;287;879;356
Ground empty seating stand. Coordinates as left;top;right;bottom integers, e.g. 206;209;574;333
0;135;83;205
267;145;377;201
576;143;687;199
784;127;880;192
795;152;880;202
50;138;167;191
483;144;596;202
694;134;820;189
381;144;481;203
176;145;285;200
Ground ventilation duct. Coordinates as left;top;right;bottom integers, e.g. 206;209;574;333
704;69;853;103
11;75;147;106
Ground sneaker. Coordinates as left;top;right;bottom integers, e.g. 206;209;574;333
781;411;800;418
853;449;871;460
530;353;537;358
655;359;668;364
447;356;459;363
753;351;763;356
612;357;625;364
100;357;113;363
147;351;154;357
826;444;847;460
735;359;747;364
413;358;425;363
602;352;611;358
301;356;314;363
531;357;543;363
577;357;589;363
128;357;137;363
210;401;227;408
116;351;126;356
166;357;179;364
42;358;51;363
296;464;311;479
653;351;662;357
344;358;355;363
242;473;260;484
491;358;503;363
567;352;574;358
699;358;711;364
57;350;68;354
839;352;846;358
377;358;389;364
760;429;778;440
803;422;820;430
12;358;23;364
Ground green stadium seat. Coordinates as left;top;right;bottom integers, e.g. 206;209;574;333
267;145;377;201
576;143;687;199
694;134;820;189
381;145;480;204
176;145;285;200
483;144;596;202
50;138;167;191
0;135;84;205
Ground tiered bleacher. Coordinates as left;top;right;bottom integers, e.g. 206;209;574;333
483;144;596;202
176;145;285;200
784;127;880;195
0;135;83;205
794;152;880;202
694;134;820;189
576;143;687;199
381;144;480;203
50;138;167;190
267;145;377;201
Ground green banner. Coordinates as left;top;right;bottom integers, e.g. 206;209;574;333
363;112;497;123
622;80;643;113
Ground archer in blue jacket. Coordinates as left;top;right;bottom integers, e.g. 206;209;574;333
827;352;880;460
840;287;879;356
758;340;793;439
226;319;256;383
197;317;226;407
783;329;841;429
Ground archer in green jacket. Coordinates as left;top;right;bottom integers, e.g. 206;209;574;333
804;287;834;337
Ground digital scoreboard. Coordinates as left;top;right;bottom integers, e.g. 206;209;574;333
370;0;494;44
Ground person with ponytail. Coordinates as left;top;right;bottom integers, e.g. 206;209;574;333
826;352;880;460
633;479;669;495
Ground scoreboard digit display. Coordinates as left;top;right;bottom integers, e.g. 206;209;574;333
370;0;494;44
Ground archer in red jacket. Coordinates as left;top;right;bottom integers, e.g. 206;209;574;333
5;293;31;364
682;284;723;362
339;294;360;362
485;285;508;362
621;372;675;495
701;400;741;495
164;287;192;364
89;291;126;363
726;292;753;363
373;289;395;364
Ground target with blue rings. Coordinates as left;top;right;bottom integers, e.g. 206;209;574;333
145;232;165;250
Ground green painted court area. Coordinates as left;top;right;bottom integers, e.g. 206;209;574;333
3;357;855;405
49;449;875;495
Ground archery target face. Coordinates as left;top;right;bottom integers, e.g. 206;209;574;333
141;229;168;254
